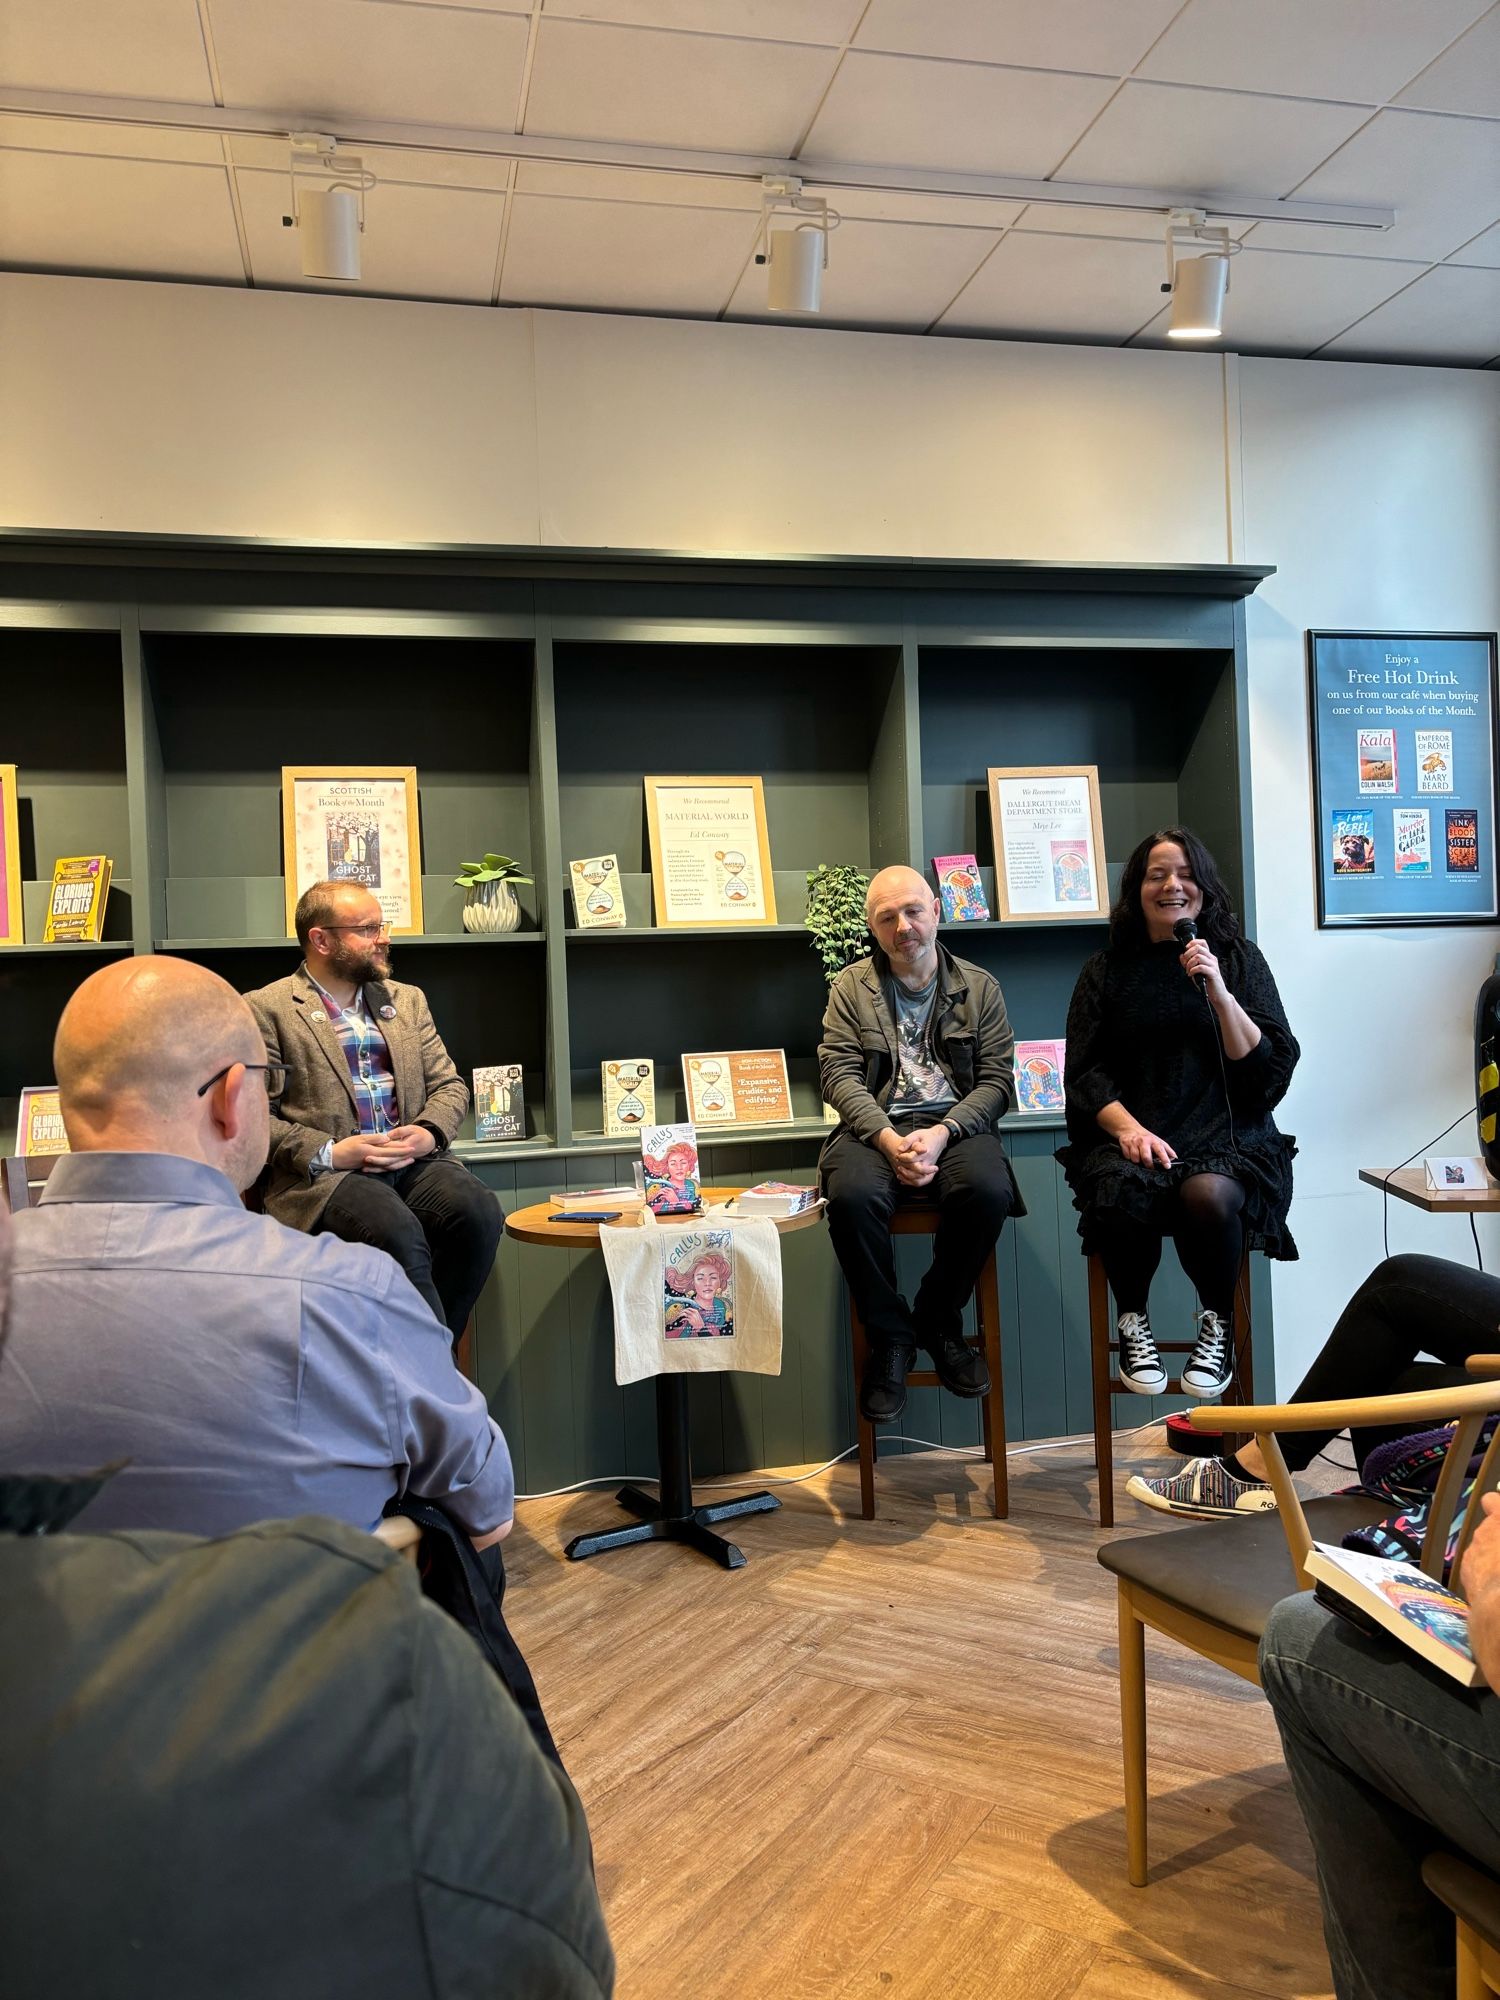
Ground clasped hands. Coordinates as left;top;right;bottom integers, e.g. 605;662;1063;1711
331;1124;438;1174
876;1122;950;1187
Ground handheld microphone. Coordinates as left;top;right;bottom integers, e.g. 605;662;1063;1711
1173;916;1208;992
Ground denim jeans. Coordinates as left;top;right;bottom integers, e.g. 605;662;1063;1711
1260;1592;1500;2000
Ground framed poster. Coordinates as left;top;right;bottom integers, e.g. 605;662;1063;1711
986;765;1107;922
644;776;777;927
1307;632;1499;928
281;766;423;937
0;764;22;944
682;1049;793;1127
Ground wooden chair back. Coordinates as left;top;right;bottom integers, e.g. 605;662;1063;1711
372;1515;422;1565
2;1152;63;1212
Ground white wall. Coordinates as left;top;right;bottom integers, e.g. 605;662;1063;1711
4;270;1498;1385
1238;358;1500;1384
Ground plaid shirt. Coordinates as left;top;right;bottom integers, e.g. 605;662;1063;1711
306;972;397;1138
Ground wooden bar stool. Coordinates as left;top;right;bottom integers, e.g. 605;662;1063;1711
1088;1248;1255;1527
848;1203;1008;1520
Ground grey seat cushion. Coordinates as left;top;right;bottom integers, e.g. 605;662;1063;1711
1098;1494;1389;1641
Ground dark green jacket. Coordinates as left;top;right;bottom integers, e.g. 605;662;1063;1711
818;944;1018;1154
0;1483;614;2000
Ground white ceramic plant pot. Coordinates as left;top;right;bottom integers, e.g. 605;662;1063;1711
462;878;521;934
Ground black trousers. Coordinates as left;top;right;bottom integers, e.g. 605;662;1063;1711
318;1155;503;1339
1280;1253;1499;1472
821;1129;1015;1351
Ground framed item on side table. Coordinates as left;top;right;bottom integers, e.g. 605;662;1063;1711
0;764;22;944
282;766;423;937
1307;632;1499;928
644;776;777;927
986;765;1107;922
682;1049;793;1127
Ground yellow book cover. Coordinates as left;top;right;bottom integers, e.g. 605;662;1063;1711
43;855;111;943
602;1059;655;1138
17;1086;70;1157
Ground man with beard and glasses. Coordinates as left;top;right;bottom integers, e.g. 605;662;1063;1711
247;880;503;1341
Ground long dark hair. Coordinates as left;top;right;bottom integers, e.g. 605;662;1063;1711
1109;826;1241;951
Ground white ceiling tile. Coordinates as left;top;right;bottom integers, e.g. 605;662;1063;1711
237;166;505;303
514;160;760;208
1130;245;1430;356
1395;6;1500;116
523;18;839;151
1450;219;1500;268
540;0;864;43
853;0;1183;74
1250;110;1500;262
724;216;1003;330
801;52;1117;175
0;151;242;282
1317;262;1500;362
933;229;1164;342
0;0;216;101
208;0;529;129
1055;81;1371;195
499;192;757;312
1010;201;1255;243
1138;0;1491;106
0;116;223;166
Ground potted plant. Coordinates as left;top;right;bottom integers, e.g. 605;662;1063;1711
453;853;533;935
804;863;870;983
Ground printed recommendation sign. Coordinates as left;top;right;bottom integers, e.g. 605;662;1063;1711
1308;632;1499;927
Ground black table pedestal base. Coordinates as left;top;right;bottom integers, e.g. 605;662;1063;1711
562;1377;781;1569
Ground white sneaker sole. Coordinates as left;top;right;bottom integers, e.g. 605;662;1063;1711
1179;1373;1234;1401
1118;1372;1169;1396
1124;1474;1273;1518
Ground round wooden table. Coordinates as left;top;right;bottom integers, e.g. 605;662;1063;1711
504;1188;824;1569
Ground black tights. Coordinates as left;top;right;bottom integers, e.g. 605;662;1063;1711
1093;1172;1246;1322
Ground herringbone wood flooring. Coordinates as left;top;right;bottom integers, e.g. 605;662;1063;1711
505;1431;1336;2000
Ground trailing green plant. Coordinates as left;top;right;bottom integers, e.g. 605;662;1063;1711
804;863;871;984
452;852;534;890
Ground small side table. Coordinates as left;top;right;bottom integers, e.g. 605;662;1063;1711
504;1190;823;1570
1359;1166;1500;1214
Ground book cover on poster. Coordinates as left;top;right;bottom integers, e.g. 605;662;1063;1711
42;855;111;942
641;1122;700;1215
570;853;627;929
1393;807;1432;875
1013;1039;1066;1114
1447;809;1479;873
1304;1544;1481;1687
932;854;989;923
1416;730;1454;794
1357;728;1397;794
16;1086;69;1157
602;1059;655;1138
1331;810;1375;874
472;1065;524;1143
682;1049;793;1127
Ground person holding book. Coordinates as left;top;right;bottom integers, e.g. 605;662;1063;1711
246;880;503;1341
1060;827;1299;1405
819;863;1022;1424
1260;1497;1500;2000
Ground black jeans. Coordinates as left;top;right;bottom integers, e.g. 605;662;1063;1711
1280;1252;1500;1472
318;1156;503;1339
821;1129;1015;1352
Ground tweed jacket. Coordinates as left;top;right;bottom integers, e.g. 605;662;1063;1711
246;966;470;1233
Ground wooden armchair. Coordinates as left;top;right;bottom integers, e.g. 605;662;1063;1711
1099;1368;1500;1887
1422;1850;1500;1999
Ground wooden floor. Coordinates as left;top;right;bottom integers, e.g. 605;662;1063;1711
506;1430;1335;2000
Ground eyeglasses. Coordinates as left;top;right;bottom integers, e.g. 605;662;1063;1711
196;1062;290;1099
319;921;390;940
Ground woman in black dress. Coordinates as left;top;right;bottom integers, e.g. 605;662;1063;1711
1061;826;1298;1404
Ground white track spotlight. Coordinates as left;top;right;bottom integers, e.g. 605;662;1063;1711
1162;209;1236;340
283;133;374;282
754;176;840;315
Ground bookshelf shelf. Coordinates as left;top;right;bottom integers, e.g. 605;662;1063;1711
0;546;1265;1485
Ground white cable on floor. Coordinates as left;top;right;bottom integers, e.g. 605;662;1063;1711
513;1414;1165;1503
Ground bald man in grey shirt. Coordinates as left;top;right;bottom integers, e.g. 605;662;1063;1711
0;956;512;1542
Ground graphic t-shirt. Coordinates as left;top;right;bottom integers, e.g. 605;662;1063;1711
888;972;956;1126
